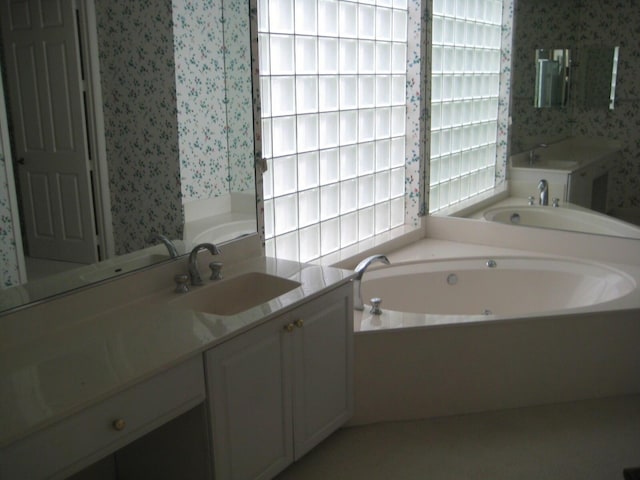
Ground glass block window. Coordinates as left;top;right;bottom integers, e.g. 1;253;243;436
429;0;503;213
259;0;408;262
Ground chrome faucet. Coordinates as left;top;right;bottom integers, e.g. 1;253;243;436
188;243;221;286
538;179;549;206
353;254;390;311
148;233;179;258
528;143;548;165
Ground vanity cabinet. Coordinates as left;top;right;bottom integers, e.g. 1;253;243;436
0;356;205;480
204;283;353;480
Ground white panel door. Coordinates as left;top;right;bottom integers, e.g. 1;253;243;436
1;0;98;263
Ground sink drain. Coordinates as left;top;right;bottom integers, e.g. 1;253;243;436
482;309;493;315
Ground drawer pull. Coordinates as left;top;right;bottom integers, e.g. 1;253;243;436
283;323;294;333
294;319;304;328
112;419;126;431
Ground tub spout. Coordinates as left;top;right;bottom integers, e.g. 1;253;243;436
353;254;390;311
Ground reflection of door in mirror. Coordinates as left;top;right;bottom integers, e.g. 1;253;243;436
534;49;570;108
1;0;101;268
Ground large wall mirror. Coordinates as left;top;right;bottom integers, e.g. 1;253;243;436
0;0;257;313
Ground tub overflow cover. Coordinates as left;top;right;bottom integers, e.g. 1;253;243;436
447;273;458;285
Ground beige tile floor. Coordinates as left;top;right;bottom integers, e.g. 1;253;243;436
276;395;640;480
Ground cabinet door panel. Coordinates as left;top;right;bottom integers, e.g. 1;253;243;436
292;285;353;459
205;322;294;480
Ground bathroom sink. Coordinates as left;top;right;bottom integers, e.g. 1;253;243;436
170;272;301;315
511;158;579;170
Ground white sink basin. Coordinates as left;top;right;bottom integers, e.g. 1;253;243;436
170;272;301;315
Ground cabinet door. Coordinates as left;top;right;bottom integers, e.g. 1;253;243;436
205;319;294;480
291;284;354;459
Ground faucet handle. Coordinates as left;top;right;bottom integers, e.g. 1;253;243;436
370;298;382;315
527;195;535;206
552;198;560;208
174;274;189;293
209;261;223;281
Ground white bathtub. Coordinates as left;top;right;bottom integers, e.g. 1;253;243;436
359;256;636;322
351;254;640;426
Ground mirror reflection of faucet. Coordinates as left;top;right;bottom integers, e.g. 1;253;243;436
537;179;549;205
528;143;548;165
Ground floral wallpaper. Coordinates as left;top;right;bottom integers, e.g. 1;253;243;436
0;119;19;287
511;0;640;209
95;0;183;255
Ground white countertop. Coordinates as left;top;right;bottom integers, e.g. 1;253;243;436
0;256;355;447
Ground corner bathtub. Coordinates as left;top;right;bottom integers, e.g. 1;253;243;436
351;256;640;425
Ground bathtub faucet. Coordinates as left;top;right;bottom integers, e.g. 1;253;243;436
353;254;390;311
148;233;179;258
538;179;549;206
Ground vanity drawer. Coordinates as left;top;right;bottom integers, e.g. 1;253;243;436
0;356;205;480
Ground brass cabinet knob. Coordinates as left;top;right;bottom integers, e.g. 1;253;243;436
112;419;126;431
283;323;294;333
294;319;304;328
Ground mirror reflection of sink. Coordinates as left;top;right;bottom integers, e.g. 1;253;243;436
512;158;579;170
169;272;301;315
80;254;169;283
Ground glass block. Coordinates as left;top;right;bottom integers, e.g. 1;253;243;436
390;167;404;197
391;43;407;73
270;35;295;75
295;0;317;34
297;114;319;152
258;0;269;31
358;5;375;39
296;36;318;74
429;184;439;212
429;158;439;186
377;0;392;7
318;0;338;36
263;158;274;199
432;0;443;14
319;37;339;74
440;128;451;155
319;112;339;148
358;173;375;208
339;39;358;74
299;224;320;262
375;8;392;41
376;42;391;73
296;76;318;113
358;206;374;240
271;76;296;116
391;75;406;104
375;107;390;139
463;75;473;99
340;145;358;179
432;46;442;73
320;148;339;185
339;1;358;38
375;139;390;171
358;41;375;74
430;130;440;157
320;218;340;255
340;213;358;247
339;76;358;109
454;18;465;46
442;74;453;100
258;34;271;75
391;106;406;137
260;77;271;116
298;187;320;227
272;116;297;156
340;179;358;213
443;0;455;17
265;238;275;256
442;46;454;73
450;152;461;177
298;151;319;190
443;18;454;45
450;127;461;153
390;196;404;227
358;142;375;175
431;75;442;101
392;10;407;42
455;0;466;20
264;199;274;237
273;155;298;196
390;137;405;167
439;181;449;208
374;202;390;234
358;109;375;142
376;75;391;106
269;0;294;33
275;230;299;261
274;193;298;235
454;49;464;73
375;171;390;202
320;183;340;220
261;118;272;158
340;110;358;145
358;76;375;108
319;76;339;111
